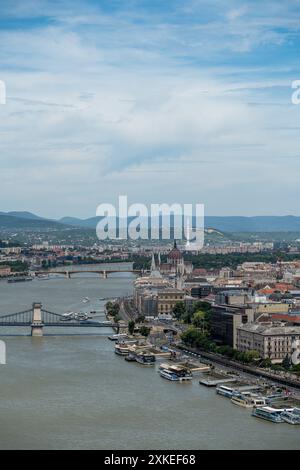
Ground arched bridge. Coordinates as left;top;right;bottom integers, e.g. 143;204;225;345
34;268;148;279
0;303;122;336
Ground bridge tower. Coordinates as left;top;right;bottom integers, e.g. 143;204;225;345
31;302;44;337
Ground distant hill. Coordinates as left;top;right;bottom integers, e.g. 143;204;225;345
205;216;300;232
3;211;300;233
5;211;46;220
59;215;300;232
0;214;66;231
59;216;99;228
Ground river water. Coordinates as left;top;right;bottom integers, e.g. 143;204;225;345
0;266;299;450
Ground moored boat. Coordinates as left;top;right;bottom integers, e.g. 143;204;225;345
159;363;193;382
114;343;131;356
125;353;137;362
252;406;285;423
7;277;33;283
60;311;74;321
231;393;252;408
108;333;128;341
281;408;300;425
36;274;50;280
216;384;237;398
135;351;156;366
159;368;180;381
74;312;88;320
231;393;266;408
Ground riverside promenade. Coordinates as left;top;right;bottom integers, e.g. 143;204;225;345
179;345;300;391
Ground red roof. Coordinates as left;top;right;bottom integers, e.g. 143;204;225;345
192;268;207;276
270;314;300;324
168;241;182;260
258;288;275;295
274;283;295;292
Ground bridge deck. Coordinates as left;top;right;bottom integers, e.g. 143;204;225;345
0;321;118;327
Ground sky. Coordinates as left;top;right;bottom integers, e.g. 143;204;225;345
1;0;300;218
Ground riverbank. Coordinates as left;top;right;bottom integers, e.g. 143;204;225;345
0;273;299;449
178;345;300;390
109;293;300;391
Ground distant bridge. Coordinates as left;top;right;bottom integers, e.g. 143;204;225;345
0;303;123;336
34;268;148;279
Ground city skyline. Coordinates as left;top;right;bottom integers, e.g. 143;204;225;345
1;0;300;218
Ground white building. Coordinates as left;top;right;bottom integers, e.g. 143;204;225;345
237;323;300;363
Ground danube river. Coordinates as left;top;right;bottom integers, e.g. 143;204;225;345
0;266;299;450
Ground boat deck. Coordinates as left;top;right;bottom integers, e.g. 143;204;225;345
176;361;210;373
200;376;238;386
269;397;300;409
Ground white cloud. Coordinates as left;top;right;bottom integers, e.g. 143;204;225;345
0;0;300;217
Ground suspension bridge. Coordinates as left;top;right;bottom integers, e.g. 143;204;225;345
0;303;122;336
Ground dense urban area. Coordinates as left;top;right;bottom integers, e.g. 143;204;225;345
2;228;300;380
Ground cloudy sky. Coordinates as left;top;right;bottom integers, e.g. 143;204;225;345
1;0;300;218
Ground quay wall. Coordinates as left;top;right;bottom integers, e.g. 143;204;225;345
179;345;300;390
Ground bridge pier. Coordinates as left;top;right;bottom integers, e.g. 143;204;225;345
103;271;107;279
66;271;71;279
31;302;44;337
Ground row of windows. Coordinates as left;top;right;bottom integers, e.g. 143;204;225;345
159;305;173;311
159;295;183;300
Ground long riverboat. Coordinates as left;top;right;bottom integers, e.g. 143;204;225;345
252;406;293;423
159;369;181;381
7;277;33;283
159;363;193;382
216;384;237;398
281;408;300;425
231;393;266;408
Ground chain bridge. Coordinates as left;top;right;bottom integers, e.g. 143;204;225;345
0;303;121;336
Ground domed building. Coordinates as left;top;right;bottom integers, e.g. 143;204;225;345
167;240;184;275
159;240;193;280
167;240;184;270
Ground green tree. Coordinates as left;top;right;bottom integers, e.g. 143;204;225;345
192;301;212;314
217;345;235;357
106;302;120;317
1;261;29;273
128;320;135;336
139;326;150;337
112;303;120;315
282;354;291;370
243;350;260;363
113;314;121;322
291;363;300;374
173;301;186;320
260;357;272;368
136;315;145;323
192;310;208;334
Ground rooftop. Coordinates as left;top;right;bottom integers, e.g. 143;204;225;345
238;323;300;335
167;240;183;260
